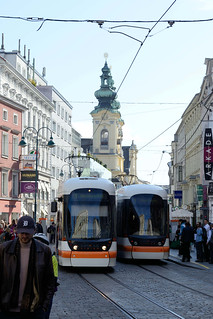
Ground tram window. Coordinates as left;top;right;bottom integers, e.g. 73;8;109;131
65;189;112;239
129;194;166;236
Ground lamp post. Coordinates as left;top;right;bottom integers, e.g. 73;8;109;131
19;126;55;221
59;154;73;179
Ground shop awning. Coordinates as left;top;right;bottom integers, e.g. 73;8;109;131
171;209;193;219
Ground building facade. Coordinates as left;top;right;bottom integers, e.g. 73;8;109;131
170;58;213;224
0;91;26;223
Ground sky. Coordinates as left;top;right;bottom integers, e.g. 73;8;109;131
1;0;213;185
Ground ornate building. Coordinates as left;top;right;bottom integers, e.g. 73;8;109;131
90;58;125;179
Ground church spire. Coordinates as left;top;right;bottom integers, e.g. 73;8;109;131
92;54;120;113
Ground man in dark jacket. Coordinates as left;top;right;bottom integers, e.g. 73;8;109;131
181;221;194;262
0;215;55;319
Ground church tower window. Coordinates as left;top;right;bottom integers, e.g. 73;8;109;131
101;129;109;146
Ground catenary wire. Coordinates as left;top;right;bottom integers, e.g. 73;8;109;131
91;0;177;144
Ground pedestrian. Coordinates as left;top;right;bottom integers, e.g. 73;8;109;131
47;222;56;244
207;223;213;264
0;215;55;319
35;220;43;234
195;222;203;262
203;218;210;262
9;219;17;232
178;219;186;256
181;221;194;262
33;233;59;319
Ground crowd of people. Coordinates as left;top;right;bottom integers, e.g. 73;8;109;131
0;216;58;319
175;218;213;263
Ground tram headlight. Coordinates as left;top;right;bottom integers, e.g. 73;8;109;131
134;241;138;246
102;245;107;251
73;245;78;251
158;242;162;246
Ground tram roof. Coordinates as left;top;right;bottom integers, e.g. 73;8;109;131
60;177;116;195
117;184;167;199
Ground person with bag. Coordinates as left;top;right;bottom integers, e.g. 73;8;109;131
0;215;55;319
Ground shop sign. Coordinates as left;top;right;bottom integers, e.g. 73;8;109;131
22;160;34;170
174;190;182;199
20;182;37;193
22;155;36;161
204;128;213;180
21;170;37;181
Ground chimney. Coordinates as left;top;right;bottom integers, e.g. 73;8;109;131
23;45;26;59
28;49;30;64
1;33;5;51
42;67;46;77
18;39;21;54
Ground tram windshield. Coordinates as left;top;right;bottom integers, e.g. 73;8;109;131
128;194;167;236
64;189;112;240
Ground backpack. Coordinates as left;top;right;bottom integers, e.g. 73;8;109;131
202;227;207;242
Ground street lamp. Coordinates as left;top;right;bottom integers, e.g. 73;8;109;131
60;163;72;179
19;126;55;221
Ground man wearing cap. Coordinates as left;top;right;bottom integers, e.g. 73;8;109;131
0;216;55;319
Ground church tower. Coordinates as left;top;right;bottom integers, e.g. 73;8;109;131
91;55;124;178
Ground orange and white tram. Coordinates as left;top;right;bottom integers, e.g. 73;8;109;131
117;184;169;260
54;177;117;267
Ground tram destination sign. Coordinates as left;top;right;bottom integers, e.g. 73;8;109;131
204;128;213;180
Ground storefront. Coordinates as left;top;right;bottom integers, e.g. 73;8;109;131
0;200;21;224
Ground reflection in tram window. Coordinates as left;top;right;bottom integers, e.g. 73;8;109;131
129;194;165;236
66;189;112;240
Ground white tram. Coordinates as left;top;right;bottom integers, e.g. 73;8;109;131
53;177;117;267
117;184;169;260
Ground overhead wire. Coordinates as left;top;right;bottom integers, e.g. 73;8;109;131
91;0;177;145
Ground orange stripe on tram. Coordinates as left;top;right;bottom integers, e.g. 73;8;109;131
118;245;169;253
132;246;170;253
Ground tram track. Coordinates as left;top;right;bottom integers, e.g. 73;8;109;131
79;273;137;319
79;272;185;319
137;263;213;299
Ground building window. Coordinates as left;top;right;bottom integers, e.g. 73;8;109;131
51;189;55;200
68;115;71;125
61;108;64;119
101;129;109;146
2;132;8;157
12;136;19;159
57;105;60;116
3;109;8;121
2;170;8;196
13;113;18;125
38;118;41;130
28;111;31;126
52;166;56;177
178;166;183;182
53;100;56;111
57;124;60;136
12;172;19;197
65;111;67;122
52;121;56;133
61;128;64;139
